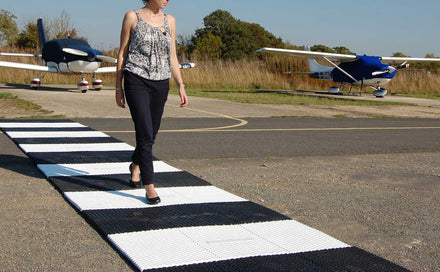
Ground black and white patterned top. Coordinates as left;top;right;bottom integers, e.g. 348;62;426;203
124;10;172;81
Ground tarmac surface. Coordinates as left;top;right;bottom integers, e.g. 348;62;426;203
1;85;439;271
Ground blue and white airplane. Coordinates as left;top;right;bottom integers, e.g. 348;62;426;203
0;18;195;93
257;47;440;97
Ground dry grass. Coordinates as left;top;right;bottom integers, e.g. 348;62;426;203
387;70;440;96
1;47;439;97
176;59;295;90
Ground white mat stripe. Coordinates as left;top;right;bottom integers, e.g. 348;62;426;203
65;186;247;211
37;161;181;177
0;122;85;128
5;131;110;139
19;143;134;153
108;220;350;271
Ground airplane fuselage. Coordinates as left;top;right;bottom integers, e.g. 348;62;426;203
310;55;397;87
42;38;104;74
44;60;101;74
310;71;393;86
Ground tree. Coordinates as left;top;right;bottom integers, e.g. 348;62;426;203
333;46;354;55
192;10;284;60
392;52;409;57
311;44;335;53
176;34;192;61
0;9;19;46
48;10;86;41
15;21;38;48
193;31;223;60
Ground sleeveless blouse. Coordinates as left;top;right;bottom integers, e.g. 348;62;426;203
124;10;172;81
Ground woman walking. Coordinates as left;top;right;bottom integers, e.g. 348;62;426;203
115;0;188;204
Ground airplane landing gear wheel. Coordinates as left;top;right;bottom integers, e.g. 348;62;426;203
373;87;387;98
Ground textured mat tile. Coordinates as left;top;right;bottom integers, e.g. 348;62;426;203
19;142;134;153
108;221;349;271
65;186;247;211
29;150;133;164
49;172;211;192
83;201;290;234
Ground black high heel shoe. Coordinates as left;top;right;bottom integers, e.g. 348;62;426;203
129;163;142;188
146;194;161;205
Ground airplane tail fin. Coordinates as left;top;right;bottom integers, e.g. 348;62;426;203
37;18;47;51
307;59;333;73
305;46;334;73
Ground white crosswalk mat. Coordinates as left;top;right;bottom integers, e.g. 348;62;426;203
65;186;247;211
108;220;349;271
0;120;408;272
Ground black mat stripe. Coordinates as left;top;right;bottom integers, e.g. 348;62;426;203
142;247;410;272
83;202;290;235
28;150;133;164
49;172;211;192
14;137;123;144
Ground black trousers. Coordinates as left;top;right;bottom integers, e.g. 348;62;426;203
124;71;169;185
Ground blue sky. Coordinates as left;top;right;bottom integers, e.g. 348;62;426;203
3;0;439;57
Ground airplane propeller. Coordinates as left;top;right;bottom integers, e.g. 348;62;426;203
62;48;88;56
62;48;117;63
372;66;396;76
397;61;409;69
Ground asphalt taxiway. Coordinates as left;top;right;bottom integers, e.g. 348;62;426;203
1;86;439;271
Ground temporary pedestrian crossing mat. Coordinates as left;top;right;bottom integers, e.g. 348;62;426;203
0;119;409;271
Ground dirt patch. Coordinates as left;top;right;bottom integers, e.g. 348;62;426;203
0;98;57;119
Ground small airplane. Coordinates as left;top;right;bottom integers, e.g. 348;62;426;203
0;18;195;93
256;47;440;97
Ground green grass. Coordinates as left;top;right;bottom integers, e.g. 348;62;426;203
0;93;16;99
172;89;412;106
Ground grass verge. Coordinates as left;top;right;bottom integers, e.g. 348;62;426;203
0;92;65;119
171;89;411;106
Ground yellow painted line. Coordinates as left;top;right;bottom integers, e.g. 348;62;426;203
172;106;249;130
102;126;440;134
102;105;249;133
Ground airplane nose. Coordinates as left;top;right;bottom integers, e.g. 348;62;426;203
372;65;397;76
87;51;96;62
387;66;396;73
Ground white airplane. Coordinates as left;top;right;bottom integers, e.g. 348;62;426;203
0;18;195;93
257;47;440;97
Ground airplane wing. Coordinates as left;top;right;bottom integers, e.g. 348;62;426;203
257;48;440;63
256;47;357;62
381;56;440;63
0;61;57;72
95;66;116;73
179;63;196;69
0;52;41;57
95;63;196;73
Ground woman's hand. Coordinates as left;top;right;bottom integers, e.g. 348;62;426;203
179;85;188;107
115;89;126;108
